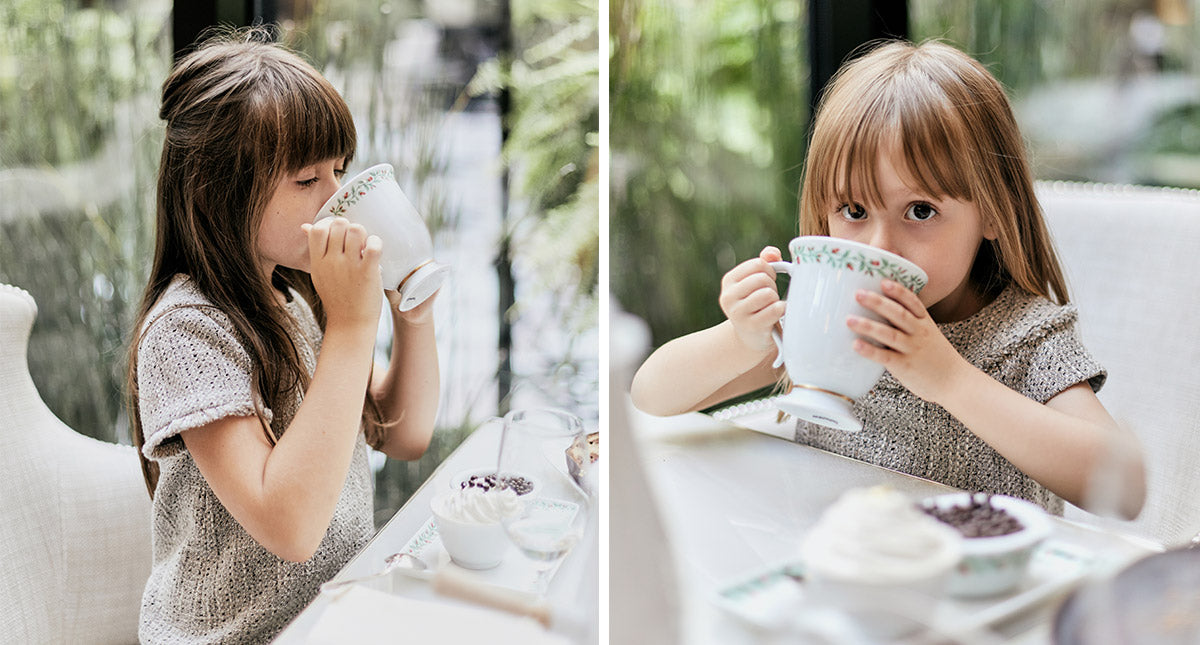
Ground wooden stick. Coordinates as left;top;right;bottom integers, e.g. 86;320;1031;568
431;567;553;628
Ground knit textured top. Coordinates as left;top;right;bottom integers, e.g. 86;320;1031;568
137;275;373;644
794;285;1106;515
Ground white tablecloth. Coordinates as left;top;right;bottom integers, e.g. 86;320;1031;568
616;400;1157;644
273;419;599;644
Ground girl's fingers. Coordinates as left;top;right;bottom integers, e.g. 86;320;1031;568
759;246;783;263
342;223;368;256
306;219;331;259
852;337;897;365
855;285;919;333
748;300;786;327
881;280;928;318
728;272;777;303
363;234;383;260
321;216;349;254
723;257;777;286
847;315;906;352
739;285;781;316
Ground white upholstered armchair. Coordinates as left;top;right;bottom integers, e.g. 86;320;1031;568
1038;181;1200;547
0;283;151;644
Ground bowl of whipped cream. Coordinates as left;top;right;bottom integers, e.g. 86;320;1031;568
802;486;963;639
431;487;524;570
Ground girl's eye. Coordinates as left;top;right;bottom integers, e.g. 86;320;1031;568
298;177;319;187
905;202;938;222
334;168;347;178
839;203;868;221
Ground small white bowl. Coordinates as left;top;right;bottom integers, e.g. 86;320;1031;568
921;493;1053;598
430;492;511;570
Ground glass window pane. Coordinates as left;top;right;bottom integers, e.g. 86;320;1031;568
912;0;1200;188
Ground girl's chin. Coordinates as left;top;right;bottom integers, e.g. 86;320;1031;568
272;258;311;275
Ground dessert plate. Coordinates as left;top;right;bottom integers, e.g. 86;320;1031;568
713;540;1096;637
398;498;579;595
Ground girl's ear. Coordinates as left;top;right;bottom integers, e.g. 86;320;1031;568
982;217;999;241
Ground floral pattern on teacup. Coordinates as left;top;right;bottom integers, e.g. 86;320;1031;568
789;240;927;292
326;165;395;217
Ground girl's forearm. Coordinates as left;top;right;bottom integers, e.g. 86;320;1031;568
371;312;438;460
257;322;377;560
935;364;1145;519
631;320;778;416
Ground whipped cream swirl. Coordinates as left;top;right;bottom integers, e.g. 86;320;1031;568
803;486;962;584
436;487;523;524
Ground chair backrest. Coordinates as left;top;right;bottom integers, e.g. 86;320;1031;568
1037;181;1200;546
0;284;151;644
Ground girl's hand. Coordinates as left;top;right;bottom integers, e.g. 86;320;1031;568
847;280;968;402
719;246;787;355
385;289;437;326
302;218;383;330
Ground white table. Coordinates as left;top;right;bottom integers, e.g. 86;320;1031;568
620;403;1158;644
273;419;599;644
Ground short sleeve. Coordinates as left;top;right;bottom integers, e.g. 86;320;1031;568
137;306;271;461
993;303;1107;404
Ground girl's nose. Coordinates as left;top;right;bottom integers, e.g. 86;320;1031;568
867;224;901;256
320;174;342;202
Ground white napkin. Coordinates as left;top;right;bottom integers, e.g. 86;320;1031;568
306;585;568;645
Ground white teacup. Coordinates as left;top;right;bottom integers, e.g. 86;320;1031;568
769;236;927;431
315;163;449;311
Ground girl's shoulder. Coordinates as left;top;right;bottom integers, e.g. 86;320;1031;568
943;285;1081;359
141;275;231;337
990;286;1076;329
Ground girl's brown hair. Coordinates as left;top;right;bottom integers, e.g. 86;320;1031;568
127;28;387;496
799;39;1068;304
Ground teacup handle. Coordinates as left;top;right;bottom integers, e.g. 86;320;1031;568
768;261;793;369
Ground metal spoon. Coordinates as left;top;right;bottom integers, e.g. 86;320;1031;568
386;552;431;572
319;552;433;595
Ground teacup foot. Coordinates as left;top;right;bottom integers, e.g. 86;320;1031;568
396;261;450;311
775;388;862;431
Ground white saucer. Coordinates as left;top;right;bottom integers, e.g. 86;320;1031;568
774;388;862;431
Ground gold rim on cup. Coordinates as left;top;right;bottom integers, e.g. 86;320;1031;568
789;382;856;406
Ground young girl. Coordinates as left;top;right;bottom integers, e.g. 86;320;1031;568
127;31;439;643
632;40;1145;520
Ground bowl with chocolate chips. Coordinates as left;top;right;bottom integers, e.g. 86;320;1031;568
920;492;1053;598
450;467;539;498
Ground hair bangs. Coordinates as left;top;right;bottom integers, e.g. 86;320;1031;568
824;78;975;211
807;79;898;216
270;62;357;174
892;76;975;204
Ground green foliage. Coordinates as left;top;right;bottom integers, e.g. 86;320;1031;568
1141;103;1200;155
610;0;806;348
281;0;420;70
910;0;1167;92
0;0;169;443
0;2;165;165
471;0;600;304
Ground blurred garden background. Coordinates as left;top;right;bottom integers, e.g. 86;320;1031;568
612;0;1200;402
0;0;598;526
